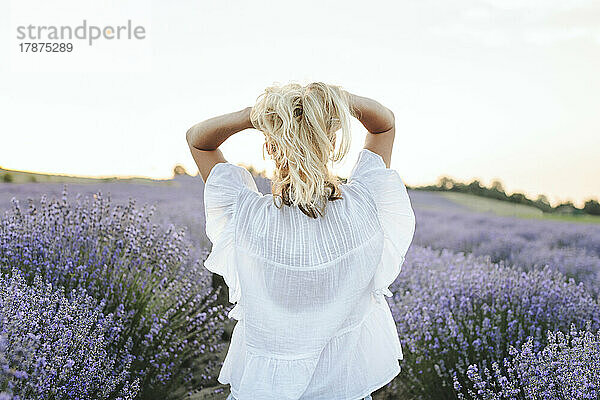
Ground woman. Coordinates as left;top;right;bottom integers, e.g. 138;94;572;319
186;82;416;400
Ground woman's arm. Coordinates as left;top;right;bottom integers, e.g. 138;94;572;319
345;92;396;168
186;107;253;151
186;107;254;182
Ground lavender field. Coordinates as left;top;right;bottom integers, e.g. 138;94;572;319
1;176;599;400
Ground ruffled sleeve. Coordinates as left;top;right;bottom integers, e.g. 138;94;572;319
203;162;259;318
348;149;416;301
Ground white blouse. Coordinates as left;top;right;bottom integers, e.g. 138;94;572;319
203;148;416;400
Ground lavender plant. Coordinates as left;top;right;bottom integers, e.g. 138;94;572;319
0;188;227;399
387;246;600;400
412;206;600;296
0;268;139;399
0;173;272;262
455;323;600;400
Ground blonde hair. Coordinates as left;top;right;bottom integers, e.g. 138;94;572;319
250;82;353;219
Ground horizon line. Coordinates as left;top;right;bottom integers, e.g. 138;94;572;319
1;164;597;207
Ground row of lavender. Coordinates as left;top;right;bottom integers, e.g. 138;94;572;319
1;180;599;399
411;195;600;296
0;187;226;399
386;246;600;399
391;192;600;398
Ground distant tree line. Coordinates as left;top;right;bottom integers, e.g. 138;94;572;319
410;176;600;216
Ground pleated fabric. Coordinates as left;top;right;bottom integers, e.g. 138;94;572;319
203;148;416;400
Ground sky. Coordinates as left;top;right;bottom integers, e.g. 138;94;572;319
0;0;599;207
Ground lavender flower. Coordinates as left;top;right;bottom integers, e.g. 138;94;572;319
411;204;600;296
456;323;600;400
0;188;227;398
387;246;600;400
0;268;139;399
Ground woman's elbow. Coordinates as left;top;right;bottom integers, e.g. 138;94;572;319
186;127;214;151
386;108;395;127
186;126;199;147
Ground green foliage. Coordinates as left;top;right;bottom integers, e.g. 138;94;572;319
413;176;597;216
173;164;188;176
584;199;600;216
2;173;13;183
